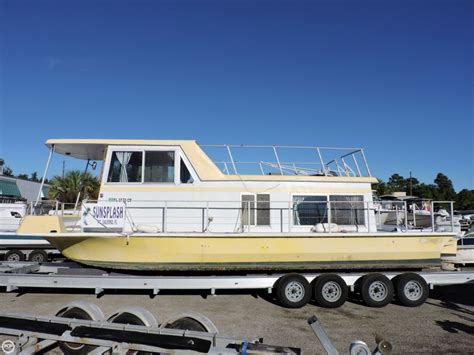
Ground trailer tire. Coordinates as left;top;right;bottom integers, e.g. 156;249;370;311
4;249;25;262
29;250;49;263
57;307;96;355
360;273;394;308
394;273;429;307
313;274;348;308
107;307;158;327
161;311;219;333
110;312;146;325
276;274;311;308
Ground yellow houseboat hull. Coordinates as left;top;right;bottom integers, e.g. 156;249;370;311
18;216;457;271
42;232;456;271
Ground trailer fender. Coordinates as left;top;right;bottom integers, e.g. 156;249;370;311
56;301;104;321
107;306;158;327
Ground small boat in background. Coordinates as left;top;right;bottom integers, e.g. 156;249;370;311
443;232;474;266
0;200;51;261
374;194;462;235
0;201;26;233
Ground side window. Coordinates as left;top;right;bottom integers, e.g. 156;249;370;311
293;195;328;225
107;151;143;183
180;158;194;184
330;195;365;225
242;195;255;225
463;237;474;246
241;194;270;226
144;151;175;183
256;194;270;225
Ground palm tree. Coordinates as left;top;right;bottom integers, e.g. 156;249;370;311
48;170;100;203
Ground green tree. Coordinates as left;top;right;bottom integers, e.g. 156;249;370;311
48;170;100;204
30;172;40;182
16;173;29;180
433;173;457;201
456;189;474;210
404;176;419;196
373;178;388;196
412;183;437;199
2;166;13;176
386;173;406;193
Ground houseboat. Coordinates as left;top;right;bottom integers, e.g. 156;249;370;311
17;139;457;271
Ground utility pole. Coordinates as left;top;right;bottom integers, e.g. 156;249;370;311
409;171;413;196
62;160;65;178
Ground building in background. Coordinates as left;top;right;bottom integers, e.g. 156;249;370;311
0;159;49;203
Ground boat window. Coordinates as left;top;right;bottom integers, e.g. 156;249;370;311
107;151;143;183
293;196;328;225
241;194;270;226
257;194;270;225
293;195;366;225
242;195;255;225
144;151;175;183
330;195;365;225
180;158;194;184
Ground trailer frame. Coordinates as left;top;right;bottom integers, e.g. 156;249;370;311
0;262;473;308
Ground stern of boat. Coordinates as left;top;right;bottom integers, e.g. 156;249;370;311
17;215;67;234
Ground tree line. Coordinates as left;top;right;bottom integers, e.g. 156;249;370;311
375;172;474;210
1;167;45;183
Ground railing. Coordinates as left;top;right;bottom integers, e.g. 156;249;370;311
84;200;373;234
27;200;79;217
374;200;458;233
200;145;372;177
27;201;460;238
27;199;460;235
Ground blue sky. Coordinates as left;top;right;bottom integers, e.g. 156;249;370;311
0;0;473;190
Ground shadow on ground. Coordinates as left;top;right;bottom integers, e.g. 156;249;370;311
435;320;474;334
427;283;474;319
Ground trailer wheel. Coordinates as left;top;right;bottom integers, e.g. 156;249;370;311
275;274;311;308
29;250;49;263
108;307;158;327
4;249;25;262
161;311;218;333
57;307;96;355
360;273;394;308
394;273;429;307
165;317;208;332
56;302;104;355
313;274;348;308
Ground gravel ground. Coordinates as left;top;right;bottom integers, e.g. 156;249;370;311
0;284;473;354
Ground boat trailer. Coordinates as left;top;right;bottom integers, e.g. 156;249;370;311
0;302;393;354
0;261;473;309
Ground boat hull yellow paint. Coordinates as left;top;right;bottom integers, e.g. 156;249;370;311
43;233;457;271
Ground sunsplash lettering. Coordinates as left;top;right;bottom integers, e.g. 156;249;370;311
93;206;124;219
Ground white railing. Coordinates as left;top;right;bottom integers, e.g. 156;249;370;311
201;145;372;177
27;200;79;217
27;199;460;235
374;200;458;233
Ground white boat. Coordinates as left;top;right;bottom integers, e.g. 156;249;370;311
443;232;474;265
0;201;50;251
0;201;26;233
375;195;461;235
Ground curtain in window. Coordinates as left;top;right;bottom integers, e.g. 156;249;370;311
330;195;364;225
293;196;328;225
116;152;132;183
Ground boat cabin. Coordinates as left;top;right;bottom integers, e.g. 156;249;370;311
40;139;381;234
